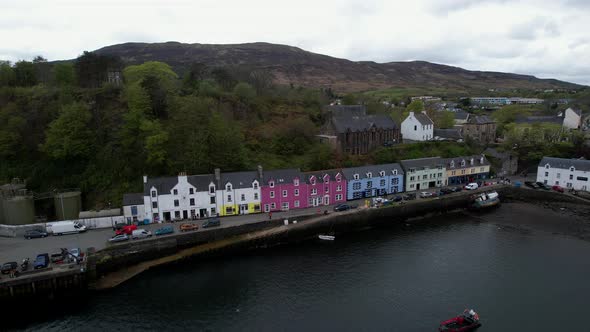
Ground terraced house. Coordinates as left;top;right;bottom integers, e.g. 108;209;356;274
444;155;490;186
304;170;347;207
260;167;307;212
215;169;262;216
342;164;404;200
400;157;446;191
537;157;590;191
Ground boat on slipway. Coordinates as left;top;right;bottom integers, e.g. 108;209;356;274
471;191;499;209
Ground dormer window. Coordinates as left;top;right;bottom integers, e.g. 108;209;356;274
460;160;465;167
311;178;316;185
570;167;575;172
450;161;455;168
173;189;178;195
324;176;329;183
545;164;550;169
151;190;157;198
269;181;274;188
353;174;360;180
470;158;474;165
367;172;372;178
253;182;259;189
480;157;484;164
226;184;232;192
392;169;398;175
379;171;385;177
209;185;215;194
294;179;299;186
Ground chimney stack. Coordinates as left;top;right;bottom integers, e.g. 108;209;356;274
257;165;263;180
215;168;221;184
143;175;148;184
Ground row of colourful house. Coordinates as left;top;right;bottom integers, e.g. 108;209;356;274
122;155;491;223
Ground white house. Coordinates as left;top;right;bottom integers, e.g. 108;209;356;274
400;157;446;191
536;157;590;192
215;169;262;216
401;111;434;141
561;108;582;130
122;193;145;223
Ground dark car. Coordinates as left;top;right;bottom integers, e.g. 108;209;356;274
392;195;403;202
24;229;48;239
536;182;551;190
1;262;18;274
440;188;453;195
552;185;564;193
202;218;221;228
525;181;540;189
155;226;174;236
402;193;417;200
34;254;49;270
334;204;351;212
450;186;463;192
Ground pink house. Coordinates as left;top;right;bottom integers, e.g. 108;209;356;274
304;169;347;207
260;168;307;212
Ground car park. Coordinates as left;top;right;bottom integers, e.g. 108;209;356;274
34;254;49;270
24;229;48;239
109;234;130;242
202;218;221;228
180;223;199;232
552;185;564;193
334;204;352;212
155;226;174;236
465;183;479;190
131;229;152;239
420;192;433;198
1;262;18;274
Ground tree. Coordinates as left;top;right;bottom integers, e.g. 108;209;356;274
206;111;248;170
402;99;424;120
436;111;455;129
14;60;38;87
0;61;15;87
53;63;76;87
0;103;26;157
211;67;236;91
233;82;256;103
75;51;121;88
140;74;169;119
40;103;95;160
342;94;356;105
123;61;178;87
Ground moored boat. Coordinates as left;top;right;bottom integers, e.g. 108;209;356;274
439;309;481;332
471;191;499;209
318;235;335;241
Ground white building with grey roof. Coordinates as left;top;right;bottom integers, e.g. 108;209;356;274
401;111;434;142
536;157;590;191
400;157;446;191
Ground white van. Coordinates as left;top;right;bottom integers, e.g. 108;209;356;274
50;221;87;235
131;229;152;239
465;183;479;190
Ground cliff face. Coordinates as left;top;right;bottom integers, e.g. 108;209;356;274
93;41;581;92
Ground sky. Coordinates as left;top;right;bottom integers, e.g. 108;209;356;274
1;0;589;85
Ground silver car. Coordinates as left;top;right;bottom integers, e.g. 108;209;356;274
109;234;129;242
420;192;433;198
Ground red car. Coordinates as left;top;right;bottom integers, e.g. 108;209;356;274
551;185;564;193
115;224;137;235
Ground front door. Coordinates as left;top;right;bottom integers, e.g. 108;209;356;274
183;210;188;219
240;204;248;214
199;209;207;218
416;183;420;190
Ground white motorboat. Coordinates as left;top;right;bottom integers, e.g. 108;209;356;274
318;235;335;241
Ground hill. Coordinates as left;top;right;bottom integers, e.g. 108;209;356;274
93;41;582;92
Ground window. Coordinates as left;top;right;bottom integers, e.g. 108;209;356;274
410;184;415;188
271;203;276;209
438;173;443;178
151;190;157;198
545;164;550;169
567;182;573;188
570;167;575;172
253;182;258;189
380;179;386;186
311;188;317;195
337;176;341;182
367;172;372;178
450;161;455;168
544;180;548;184
410;176;415;181
325;185;329;193
557;173;561;179
282;202;289;210
353;183;361;190
211;207;216;215
311;179;316;185
409;168;415;173
282;190;288;197
337;185;342;192
294;189;299;196
173;189;178;195
545;172;548;177
480;167;484;172
577;176;588;181
226;207;233;214
226;184;232;191
353;192;362;199
452;171;456;176
354;174;360;180
241;194;245;201
569;174;573;180
270;191;275;198
324;176;329;184
227;195;232;202
336;194;343;200
294;200;300;208
380;171;385;177
423;175;427;179
414;125;417;131
189;188;194;195
254;193;259;200
209;186;215;194
393;170;398;175
190;198;195;206
210;197;216;204
294;179;299;186
367;181;373;189
461;160;465;167
269;181;275;188
174;200;179;207
555;181;559;185
152;202;158;209
264;204;270;212
392;178;399;185
461;170;466;175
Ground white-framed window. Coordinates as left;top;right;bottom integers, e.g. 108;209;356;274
294;200;300;208
264;204;270;212
379;171;385;177
227;195;232;202
254;193;259;200
545;164;550;169
282;190;288;197
294;189;299;196
569;174;573;180
480;167;484;172
270;191;275;198
226;184;232;191
367;172;372;178
294;179;299;186
209;186;215;194
567;182;573;188
410;184;415;188
380;179;385;186
189;188;194;195
311;178;316;185
190;198;195;206
392;170;398;175
336;176;341;182
354;174;360;180
253;182;258;189
324;176;329;183
545;172;548;177
557;173;561;179
353;182;361;190
151;190;157;197
174;199;179;207
241;194;245;201
325;185;329;193
173;189;178;195
152;201;158;208
570;167;575;171
311;188;317;195
269;181;275;188
336;194;343;200
210;197;215;204
282;202;289;210
337;185;342;192
271;203;276;209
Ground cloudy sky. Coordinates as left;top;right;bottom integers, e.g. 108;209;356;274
2;0;589;85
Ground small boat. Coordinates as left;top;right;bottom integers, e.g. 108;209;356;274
318;235;335;241
439;309;481;332
471;191;499;209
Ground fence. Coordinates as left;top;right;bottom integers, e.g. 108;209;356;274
0;215;125;238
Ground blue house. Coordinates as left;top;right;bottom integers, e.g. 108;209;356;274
342;163;404;200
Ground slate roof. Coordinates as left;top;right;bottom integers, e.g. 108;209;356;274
220;171;260;189
262;169;303;185
303;169;343;183
326;105;367;117
342;163;404;180
413;112;434;125
539;157;590;172
454;112;470;121
467;115;495;124
188;174;215;190
123;193;144;206
143;176;178;196
445;155;490;169
514;116;563;125
331;114;397;133
434;128;463;140
400;157;444;171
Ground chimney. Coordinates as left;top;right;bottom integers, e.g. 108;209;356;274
470;158;474;166
143;175;147;184
215;168;221;185
257;165;263;180
480;155;485;164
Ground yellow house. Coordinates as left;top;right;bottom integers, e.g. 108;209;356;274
444;155;490;186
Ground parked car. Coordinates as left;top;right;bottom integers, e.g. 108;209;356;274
450;186;463;192
552;185;565;193
68;248;81;258
34;253;49;270
536;182;551;190
180;223;199;232
420;192;433;198
334;204;352;212
109;234;129;243
24;229;48;239
440;188;453;195
392;195;403;202
155;226;174;236
465;183;479;190
1;262;18;274
131;229;152;240
51;252;65;264
525;181;540;189
202;218;221;228
402;193;416;200
115;224;137;236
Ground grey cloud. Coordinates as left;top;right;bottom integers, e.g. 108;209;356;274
430;0;509;14
509;17;559;41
